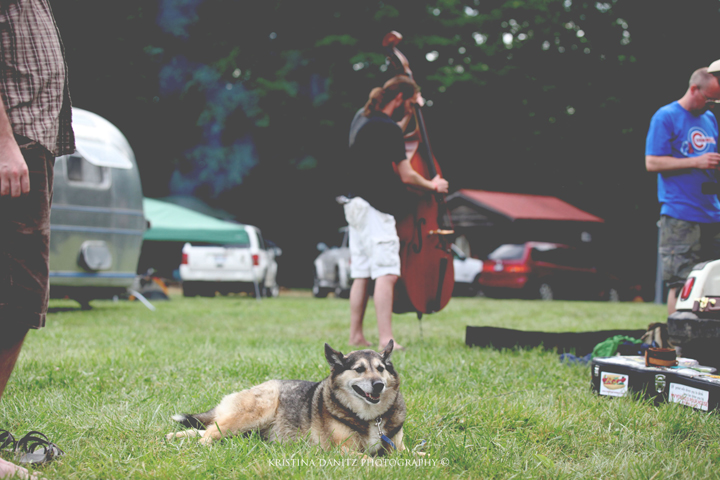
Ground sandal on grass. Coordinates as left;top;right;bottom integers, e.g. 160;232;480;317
15;431;64;465
0;430;16;452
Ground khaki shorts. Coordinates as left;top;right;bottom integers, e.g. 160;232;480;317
659;215;720;289
0;136;55;329
344;197;400;280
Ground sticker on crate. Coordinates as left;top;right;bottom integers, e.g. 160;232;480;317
600;372;628;397
669;383;709;411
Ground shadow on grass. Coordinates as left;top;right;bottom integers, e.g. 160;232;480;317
47;306;85;313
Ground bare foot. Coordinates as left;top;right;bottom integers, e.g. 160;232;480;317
0;458;39;479
349;337;371;347
379;340;405;351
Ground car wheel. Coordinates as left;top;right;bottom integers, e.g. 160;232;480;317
76;298;92;310
452;283;473;297
481;286;502;299
198;283;216;297
466;274;481;297
332;267;350;299
335;285;350;299
182;282;196;297
313;276;329;298
538;282;554;301
265;284;280;298
606;287;620;302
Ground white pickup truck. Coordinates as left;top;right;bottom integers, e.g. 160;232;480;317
179;225;281;297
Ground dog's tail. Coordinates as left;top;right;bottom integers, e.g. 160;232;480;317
172;408;217;430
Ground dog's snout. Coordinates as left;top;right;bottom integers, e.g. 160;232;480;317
372;380;385;393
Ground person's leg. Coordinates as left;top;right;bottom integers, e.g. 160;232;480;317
0;326;36;479
660;216;700;315
373;274;401;349
667;287;678;316
0;142;54;480
349;278;371;346
363;205;402;349
0;324;28;400
345;199;373;347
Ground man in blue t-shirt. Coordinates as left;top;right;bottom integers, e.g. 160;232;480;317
646;66;720;314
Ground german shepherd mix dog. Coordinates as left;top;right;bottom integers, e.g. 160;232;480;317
167;341;406;456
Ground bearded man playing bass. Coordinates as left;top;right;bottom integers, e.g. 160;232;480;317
344;75;449;350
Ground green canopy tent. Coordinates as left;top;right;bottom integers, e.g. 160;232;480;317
138;198;248;278
142;197;249;245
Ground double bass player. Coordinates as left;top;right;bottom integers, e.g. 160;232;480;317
345;75;449;350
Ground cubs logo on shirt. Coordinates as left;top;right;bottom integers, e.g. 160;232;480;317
685;127;717;155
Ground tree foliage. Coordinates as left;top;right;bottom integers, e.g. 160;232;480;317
52;0;720;288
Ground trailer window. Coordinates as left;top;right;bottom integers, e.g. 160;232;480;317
66;154;109;187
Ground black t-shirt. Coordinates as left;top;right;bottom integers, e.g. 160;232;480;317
347;109;410;217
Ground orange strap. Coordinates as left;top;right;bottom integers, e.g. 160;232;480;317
645;347;677;367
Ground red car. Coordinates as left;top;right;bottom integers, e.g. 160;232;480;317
478;242;619;301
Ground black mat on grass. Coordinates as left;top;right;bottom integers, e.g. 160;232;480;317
466;326;646;356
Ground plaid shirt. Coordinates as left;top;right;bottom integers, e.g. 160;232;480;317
0;0;74;156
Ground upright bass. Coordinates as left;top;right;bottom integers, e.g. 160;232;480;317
382;31;455;317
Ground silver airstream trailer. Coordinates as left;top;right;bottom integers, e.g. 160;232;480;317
49;107;145;307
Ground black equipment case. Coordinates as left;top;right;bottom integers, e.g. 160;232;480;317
591;356;720;412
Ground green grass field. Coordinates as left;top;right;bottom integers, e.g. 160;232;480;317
2;293;720;479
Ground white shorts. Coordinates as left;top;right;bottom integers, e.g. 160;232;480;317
343;197;400;280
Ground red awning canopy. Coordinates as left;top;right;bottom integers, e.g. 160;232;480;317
450;189;604;223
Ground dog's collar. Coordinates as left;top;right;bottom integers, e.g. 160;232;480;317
375;418;396;450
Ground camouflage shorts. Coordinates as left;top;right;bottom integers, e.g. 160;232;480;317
659;215;720;288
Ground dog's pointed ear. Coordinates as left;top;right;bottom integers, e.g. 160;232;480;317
324;343;345;370
381;339;394;361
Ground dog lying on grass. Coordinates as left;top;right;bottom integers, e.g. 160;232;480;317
167;341;406;456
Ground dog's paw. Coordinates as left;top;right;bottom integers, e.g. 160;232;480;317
166;429;206;441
